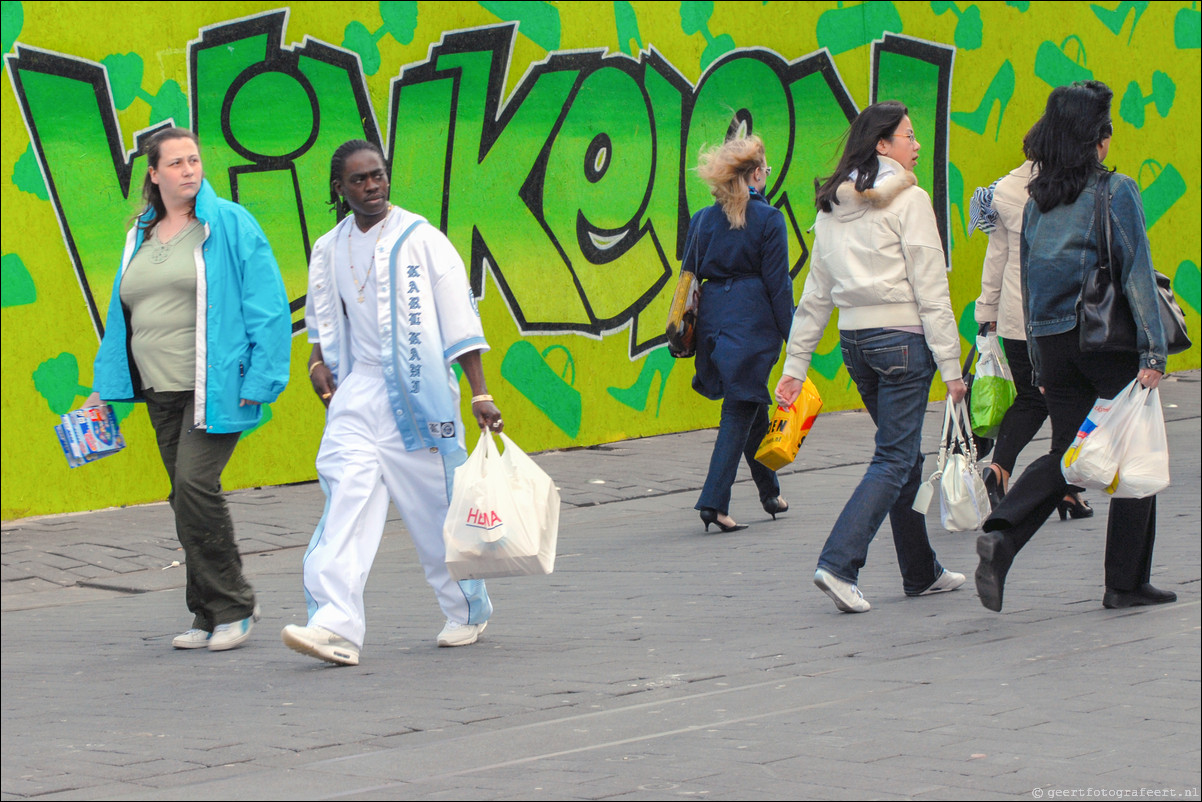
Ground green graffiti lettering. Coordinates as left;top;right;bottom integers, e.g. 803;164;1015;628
411;28;587;325
9;15;951;363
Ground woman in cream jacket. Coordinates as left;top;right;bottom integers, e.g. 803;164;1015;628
776;101;967;613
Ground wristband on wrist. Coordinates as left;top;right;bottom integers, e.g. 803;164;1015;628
308;360;324;377
470;394;494;404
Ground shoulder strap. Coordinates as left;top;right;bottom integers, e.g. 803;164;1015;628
1094;172;1113;275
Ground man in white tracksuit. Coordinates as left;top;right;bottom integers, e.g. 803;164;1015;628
282;140;503;666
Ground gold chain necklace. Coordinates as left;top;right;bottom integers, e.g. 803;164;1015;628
346;206;392;303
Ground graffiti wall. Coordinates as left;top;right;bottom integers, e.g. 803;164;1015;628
2;1;1199;518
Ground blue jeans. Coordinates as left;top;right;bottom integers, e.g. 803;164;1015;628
817;329;944;595
696;399;779;514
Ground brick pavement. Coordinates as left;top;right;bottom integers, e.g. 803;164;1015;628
2;372;1198;800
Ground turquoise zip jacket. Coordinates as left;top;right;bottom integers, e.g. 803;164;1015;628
92;179;292;433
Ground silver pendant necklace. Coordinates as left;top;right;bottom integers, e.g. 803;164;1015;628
347;206;391;303
149;219;198;264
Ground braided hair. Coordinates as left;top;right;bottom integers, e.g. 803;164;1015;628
327;139;387;220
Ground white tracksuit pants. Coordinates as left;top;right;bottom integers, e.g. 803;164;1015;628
301;367;490;649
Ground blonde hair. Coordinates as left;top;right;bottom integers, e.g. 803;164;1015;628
696;134;765;229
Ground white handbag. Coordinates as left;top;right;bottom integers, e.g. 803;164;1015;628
914;399;991;532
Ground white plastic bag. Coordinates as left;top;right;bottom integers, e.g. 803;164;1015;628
1109;386;1170;499
914;399;991;532
1062;379;1144;492
443;431;559;580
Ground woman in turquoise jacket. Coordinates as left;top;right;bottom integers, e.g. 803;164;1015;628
88;127;291;651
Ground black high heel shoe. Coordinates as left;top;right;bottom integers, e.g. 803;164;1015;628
981;466;1005;510
762;497;789;520
699;508;748;533
1057;494;1093;520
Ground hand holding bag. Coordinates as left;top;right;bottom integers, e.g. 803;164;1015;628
914;399;990;532
755;378;823;471
1063;379;1170;498
1109;385;1170;498
960;326;995;460
444;431;560;580
969;331;1016;439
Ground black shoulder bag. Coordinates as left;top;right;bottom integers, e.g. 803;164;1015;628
1078;172;1190;355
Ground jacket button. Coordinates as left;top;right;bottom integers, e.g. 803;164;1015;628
430;447;438;453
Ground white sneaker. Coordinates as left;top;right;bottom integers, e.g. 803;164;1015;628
207;604;261;651
172;628;211;649
814;568;871;613
918;569;967;596
209;616;254;651
437;620;487;647
281;624;360;666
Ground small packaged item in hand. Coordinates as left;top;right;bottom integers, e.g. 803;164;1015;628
54;404;125;468
755;378;823;471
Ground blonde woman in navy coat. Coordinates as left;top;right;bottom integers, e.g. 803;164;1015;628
686;135;793;532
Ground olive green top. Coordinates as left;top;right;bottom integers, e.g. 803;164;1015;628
120;220;205;392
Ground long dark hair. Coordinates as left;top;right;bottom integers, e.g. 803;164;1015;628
1025;81;1113;213
814;101;908;213
137;127;200;233
328;139;387;220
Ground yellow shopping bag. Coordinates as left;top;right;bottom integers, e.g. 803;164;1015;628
755;378;823;471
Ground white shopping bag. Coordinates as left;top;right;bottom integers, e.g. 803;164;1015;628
444;431;559;580
1061;379;1157;495
1108;386;1170;499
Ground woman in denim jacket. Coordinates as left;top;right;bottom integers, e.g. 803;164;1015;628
975;81;1173;613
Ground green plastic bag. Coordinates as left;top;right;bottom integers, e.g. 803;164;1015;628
970;333;1016;439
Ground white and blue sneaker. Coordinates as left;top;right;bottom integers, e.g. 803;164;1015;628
208;605;261;651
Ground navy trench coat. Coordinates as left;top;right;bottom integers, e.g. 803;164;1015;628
684;191;793;404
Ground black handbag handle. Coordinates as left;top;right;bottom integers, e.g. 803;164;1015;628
1095;172;1114;278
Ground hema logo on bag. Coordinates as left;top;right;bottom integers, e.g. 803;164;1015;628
465;507;503;530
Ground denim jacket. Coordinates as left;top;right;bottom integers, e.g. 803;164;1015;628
1019;171;1166;384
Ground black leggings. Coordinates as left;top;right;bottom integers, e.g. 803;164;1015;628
991;337;1049;475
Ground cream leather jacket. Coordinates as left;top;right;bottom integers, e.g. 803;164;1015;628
974;161;1034;341
783;156;961;382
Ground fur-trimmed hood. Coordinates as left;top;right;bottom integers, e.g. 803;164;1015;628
831;156;918;219
785;153;961;385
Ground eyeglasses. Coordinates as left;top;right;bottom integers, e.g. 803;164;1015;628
891;132;917;143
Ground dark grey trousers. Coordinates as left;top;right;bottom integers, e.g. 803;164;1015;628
144;390;256;630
